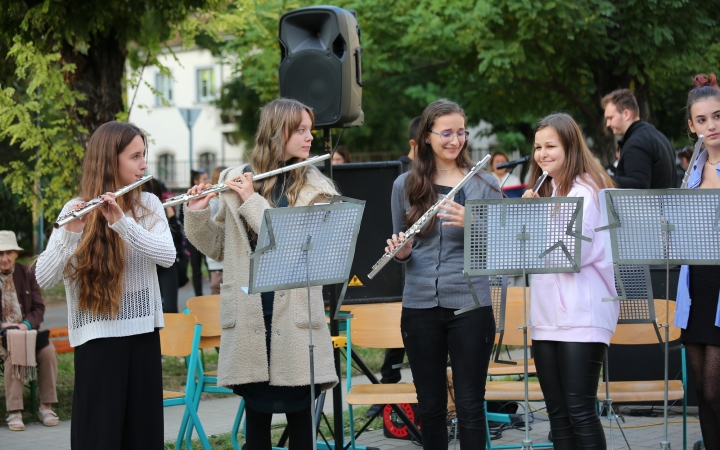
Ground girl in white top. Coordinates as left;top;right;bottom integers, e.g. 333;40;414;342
36;121;174;449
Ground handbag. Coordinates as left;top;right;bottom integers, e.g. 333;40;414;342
0;327;50;350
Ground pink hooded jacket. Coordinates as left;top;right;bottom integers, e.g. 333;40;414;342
529;176;619;346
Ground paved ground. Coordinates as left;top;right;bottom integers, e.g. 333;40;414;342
6;281;704;449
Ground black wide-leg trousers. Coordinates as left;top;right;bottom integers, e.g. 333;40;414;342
71;329;164;450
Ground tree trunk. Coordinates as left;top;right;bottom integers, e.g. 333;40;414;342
60;31;127;144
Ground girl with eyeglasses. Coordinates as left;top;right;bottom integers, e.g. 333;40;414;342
183;98;338;449
384;99;501;448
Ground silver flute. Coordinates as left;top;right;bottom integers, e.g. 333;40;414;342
680;135;704;189
532;171;549;194
163;154;332;208
54;175;154;229
367;154;492;280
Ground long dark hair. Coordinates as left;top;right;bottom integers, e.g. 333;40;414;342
405;99;473;230
66;121;150;317
528;113;614;197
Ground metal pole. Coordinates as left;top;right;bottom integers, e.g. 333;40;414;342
324;128;332;181
304;235;318;450
188;110;194;172
661;223;671;450
520;224;532;450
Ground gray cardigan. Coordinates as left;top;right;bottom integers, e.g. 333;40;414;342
391;170;502;309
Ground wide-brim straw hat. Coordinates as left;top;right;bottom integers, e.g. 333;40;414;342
0;231;24;252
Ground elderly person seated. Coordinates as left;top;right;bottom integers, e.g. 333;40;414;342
0;231;58;431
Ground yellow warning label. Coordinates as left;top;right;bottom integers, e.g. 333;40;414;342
348;275;364;287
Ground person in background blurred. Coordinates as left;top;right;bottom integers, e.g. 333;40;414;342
489;150;522;187
144;178;182;312
332;146;351;165
187;169;209;296
677;146;694;187
0;230;58;431
206;166;227;295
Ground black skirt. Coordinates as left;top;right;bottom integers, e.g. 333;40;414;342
232;312;319;414
681;265;720;346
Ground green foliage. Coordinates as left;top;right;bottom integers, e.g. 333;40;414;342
0;39;86;220
0;0;230;222
212;0;719;161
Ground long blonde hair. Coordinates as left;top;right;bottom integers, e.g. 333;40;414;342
528;113;615;197
250;98;315;206
66;122;151;317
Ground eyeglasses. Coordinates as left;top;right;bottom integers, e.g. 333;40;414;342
431;130;470;143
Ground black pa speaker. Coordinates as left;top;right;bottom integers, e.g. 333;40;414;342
278;6;364;128
319;161;404;305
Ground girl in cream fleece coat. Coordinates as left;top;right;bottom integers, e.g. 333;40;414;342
184;99;338;449
523;113;619;450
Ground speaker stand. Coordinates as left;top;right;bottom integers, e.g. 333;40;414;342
324;127;333;181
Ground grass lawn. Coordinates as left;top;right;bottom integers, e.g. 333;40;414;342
0;348;220;424
163;405;384;450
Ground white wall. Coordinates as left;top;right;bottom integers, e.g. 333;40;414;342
127;47;245;188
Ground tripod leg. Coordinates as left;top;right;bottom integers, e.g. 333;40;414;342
603;354;631;450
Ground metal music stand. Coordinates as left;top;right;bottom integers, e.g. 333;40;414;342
462;197;588;450
598;188;720;450
601;264;659;449
243;196;365;450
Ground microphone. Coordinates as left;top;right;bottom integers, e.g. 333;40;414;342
496;155;530;169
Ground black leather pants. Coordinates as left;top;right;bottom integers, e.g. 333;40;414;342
533;340;607;450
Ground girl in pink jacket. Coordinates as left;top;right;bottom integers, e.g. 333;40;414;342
523;113;619;450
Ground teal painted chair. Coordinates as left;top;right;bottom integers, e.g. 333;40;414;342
184;296;246;449
161;313;211;450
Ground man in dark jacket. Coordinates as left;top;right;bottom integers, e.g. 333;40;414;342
602;89;677;188
0;231;58;430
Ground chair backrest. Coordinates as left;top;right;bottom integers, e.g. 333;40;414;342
498;287;530;346
186;295;222;348
489;275;508;334
349;303;403;348
612;299;680;345
160;313;199;358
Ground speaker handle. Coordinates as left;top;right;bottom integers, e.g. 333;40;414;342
355;47;365;87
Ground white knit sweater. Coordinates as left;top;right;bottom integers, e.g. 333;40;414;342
36;192;175;347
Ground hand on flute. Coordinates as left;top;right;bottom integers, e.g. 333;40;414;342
438;198;465;228
65;203;90;233
187;183;214;211
385;232;413;261
225;172;255;202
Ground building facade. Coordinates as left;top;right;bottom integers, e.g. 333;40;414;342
127;46;245;189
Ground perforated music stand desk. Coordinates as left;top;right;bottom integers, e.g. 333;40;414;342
242;196;364;450
599;188;720;450
463;197;588;450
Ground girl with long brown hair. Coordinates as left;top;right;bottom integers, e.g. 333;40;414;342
675;73;720;449
384;99;501;449
522;113;618;449
36;121;175;449
184;98;338;449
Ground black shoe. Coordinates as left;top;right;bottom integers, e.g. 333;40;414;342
366;404;384;418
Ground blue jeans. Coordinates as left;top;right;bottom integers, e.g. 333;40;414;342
402;306;495;449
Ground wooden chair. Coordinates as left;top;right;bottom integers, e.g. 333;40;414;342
345;303;421;448
161;313;211;450
185;295;246;450
488;286;537;376
598;299;686;447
